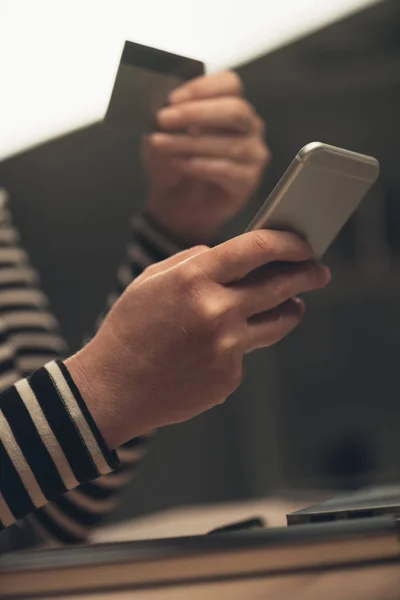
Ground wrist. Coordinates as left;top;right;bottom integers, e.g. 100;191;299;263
65;328;155;450
65;350;123;451
140;210;192;248
144;207;220;247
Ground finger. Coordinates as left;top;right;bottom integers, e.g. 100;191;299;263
158;97;256;134
170;156;266;195
183;114;266;138
149;132;270;165
169;72;244;104
235;261;331;317
139;245;209;281
199;230;314;284
245;298;305;352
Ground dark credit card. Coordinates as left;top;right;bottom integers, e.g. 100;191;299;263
104;40;204;133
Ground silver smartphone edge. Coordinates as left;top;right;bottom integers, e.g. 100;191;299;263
246;142;380;234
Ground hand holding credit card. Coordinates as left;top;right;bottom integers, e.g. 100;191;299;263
103;44;269;244
104;40;204;132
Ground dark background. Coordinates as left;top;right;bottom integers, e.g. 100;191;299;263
1;0;400;521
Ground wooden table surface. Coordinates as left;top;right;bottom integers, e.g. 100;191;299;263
57;497;398;599
54;565;400;600
91;497;306;543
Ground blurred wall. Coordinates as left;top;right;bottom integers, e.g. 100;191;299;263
0;0;377;160
1;0;400;522
236;0;400;495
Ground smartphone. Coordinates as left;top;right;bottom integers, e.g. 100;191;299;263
246;142;380;258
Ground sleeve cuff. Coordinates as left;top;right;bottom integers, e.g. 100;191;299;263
130;213;189;260
55;361;119;474
0;361;118;528
22;359;119;487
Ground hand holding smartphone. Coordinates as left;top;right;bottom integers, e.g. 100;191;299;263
247;142;380;258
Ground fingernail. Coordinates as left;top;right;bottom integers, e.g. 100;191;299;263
158;107;181;127
293;297;306;315
169;88;191;104
150;133;170;145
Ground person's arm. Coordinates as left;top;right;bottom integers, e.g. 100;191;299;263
0;193;184;546
28;214;185;546
1;70;271;545
1;225;330;535
0;359;118;532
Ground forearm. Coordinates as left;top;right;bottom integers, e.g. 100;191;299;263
0;361;117;532
0;196;184;545
29;212;186;545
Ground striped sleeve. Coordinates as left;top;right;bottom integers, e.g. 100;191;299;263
0;192;186;546
32;213;185;545
0;192;67;377
0;360;118;532
93;213;187;334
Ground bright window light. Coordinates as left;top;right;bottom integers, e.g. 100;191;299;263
0;0;381;160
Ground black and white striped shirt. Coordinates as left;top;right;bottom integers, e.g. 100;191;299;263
0;189;184;545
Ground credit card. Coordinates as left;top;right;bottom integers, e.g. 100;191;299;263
104;40;205;133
